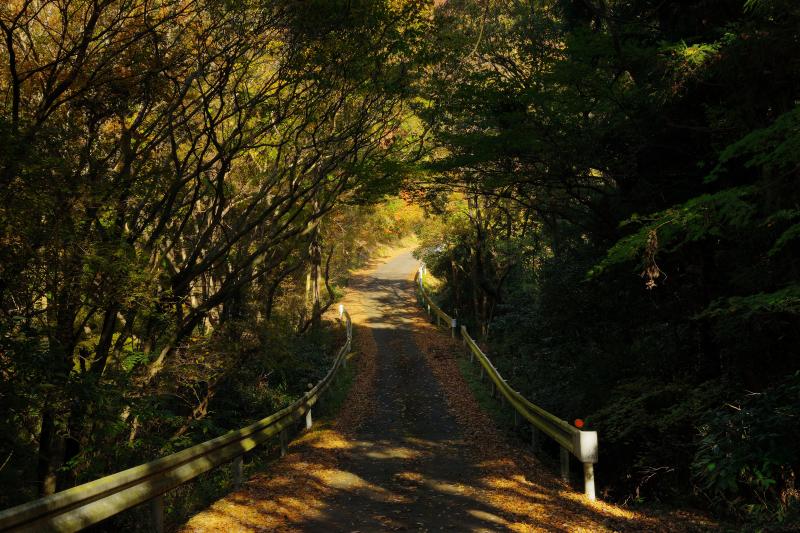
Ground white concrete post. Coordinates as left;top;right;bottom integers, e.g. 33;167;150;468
571;430;599;500
338;304;344;318
305;408;313;429
572;430;599;463
583;463;596;501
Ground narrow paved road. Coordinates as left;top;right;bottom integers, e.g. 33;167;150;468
181;249;711;532
294;249;498;530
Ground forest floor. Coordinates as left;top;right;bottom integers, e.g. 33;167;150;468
179;247;718;532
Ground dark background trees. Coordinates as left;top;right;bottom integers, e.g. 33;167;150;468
415;0;800;523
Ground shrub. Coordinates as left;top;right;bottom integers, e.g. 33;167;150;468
693;373;800;521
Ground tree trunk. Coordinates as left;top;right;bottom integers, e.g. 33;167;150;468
309;236;323;332
36;407;58;496
59;305;118;489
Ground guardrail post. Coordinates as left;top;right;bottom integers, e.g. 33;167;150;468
583;462;596;501
305;408;313;429
531;425;538;450
233;456;243;489
560;447;570;482
490;380;496;398
572;430;599;500
150;495;164;533
450;318;457;338
280;428;288;457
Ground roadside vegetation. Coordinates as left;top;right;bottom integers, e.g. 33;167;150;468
414;0;800;528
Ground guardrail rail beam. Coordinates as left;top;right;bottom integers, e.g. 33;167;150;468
414;266;600;501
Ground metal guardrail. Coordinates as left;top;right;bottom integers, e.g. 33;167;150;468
0;307;353;533
415;265;457;336
415;266;598;500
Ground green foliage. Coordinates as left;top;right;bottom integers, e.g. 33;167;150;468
711;106;800;183
592;378;728;501
699;285;800;320
592;187;756;278
0;0;427;508
660;40;721;68
770;223;800;257
694;373;800;520
418;0;800;525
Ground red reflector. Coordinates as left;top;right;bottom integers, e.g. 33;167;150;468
574;419;585;428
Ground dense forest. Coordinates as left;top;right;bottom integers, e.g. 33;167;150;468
415;0;800;524
0;0;429;510
1;0;798;529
